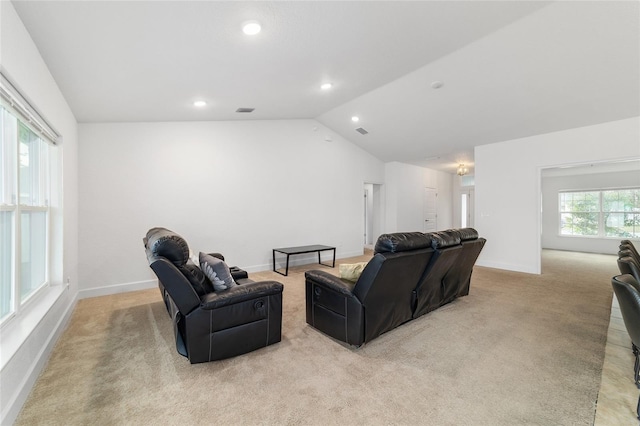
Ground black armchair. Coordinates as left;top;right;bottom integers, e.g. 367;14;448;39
618;255;640;285
621;240;640;265
611;274;640;420
144;227;283;363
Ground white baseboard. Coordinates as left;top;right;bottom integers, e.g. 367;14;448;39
78;279;157;300
476;259;540;275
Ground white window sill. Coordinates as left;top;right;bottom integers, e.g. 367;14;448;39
0;284;66;371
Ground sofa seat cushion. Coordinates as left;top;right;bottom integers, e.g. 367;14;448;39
200;252;238;292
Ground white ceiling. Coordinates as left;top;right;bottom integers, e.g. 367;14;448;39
9;1;640;174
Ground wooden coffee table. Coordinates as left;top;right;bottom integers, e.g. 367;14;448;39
272;245;336;276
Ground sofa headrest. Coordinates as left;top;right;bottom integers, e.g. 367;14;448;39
429;230;461;249
374;232;433;254
145;227;190;266
454;227;479;241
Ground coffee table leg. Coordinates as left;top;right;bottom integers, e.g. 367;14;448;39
285;254;290;276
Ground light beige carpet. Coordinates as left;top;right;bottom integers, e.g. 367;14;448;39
16;250;618;425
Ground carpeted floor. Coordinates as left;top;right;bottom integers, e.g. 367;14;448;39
16;250;618;425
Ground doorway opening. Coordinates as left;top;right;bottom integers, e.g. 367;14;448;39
460;188;475;228
364;183;382;249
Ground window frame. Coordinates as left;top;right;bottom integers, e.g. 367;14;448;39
558;187;640;239
0;104;53;325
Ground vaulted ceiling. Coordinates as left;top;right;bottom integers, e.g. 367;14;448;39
10;1;640;173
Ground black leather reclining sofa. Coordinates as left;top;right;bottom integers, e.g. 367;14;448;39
144;227;284;363
305;228;485;346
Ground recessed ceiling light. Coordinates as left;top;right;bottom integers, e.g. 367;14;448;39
242;21;261;35
351;116;360;122
193;101;207;107
320;83;333;90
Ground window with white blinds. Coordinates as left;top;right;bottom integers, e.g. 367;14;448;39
0;73;58;323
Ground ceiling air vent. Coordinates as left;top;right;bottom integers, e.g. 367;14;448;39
355;127;368;135
236;107;255;113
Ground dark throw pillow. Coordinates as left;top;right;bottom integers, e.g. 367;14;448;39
199;252;238;292
179;262;213;297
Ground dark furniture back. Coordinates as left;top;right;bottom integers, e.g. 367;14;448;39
305;228;485;346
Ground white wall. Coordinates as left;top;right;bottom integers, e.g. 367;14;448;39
436;169;454;230
384;162;453;233
78;120;384;296
475;117;640;274
542;170;640;254
0;2;79;424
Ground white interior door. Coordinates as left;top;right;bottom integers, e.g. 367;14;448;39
423;187;437;232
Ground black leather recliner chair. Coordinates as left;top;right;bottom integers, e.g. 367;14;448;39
618;255;640;284
618;239;640;293
412;231;463;318
144;227;284;363
620;240;640;265
306;232;435;346
305;228;485;346
611;274;640;420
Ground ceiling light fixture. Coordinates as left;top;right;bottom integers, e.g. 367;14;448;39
457;164;469;176
351;116;359;122
320;83;333;90
242;21;261;35
193;100;207;107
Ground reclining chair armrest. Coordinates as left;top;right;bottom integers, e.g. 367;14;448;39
208;252;225;261
230;268;249;281
205;253;248;280
305;270;356;296
305;270;363;345
200;281;284;310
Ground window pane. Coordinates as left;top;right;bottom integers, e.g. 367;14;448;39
607;212;640;238
604;189;640;212
19;123;48;207
0;108;17;205
560;212;599;236
1;211;13;319
560;191;600;212
20;210;47;301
